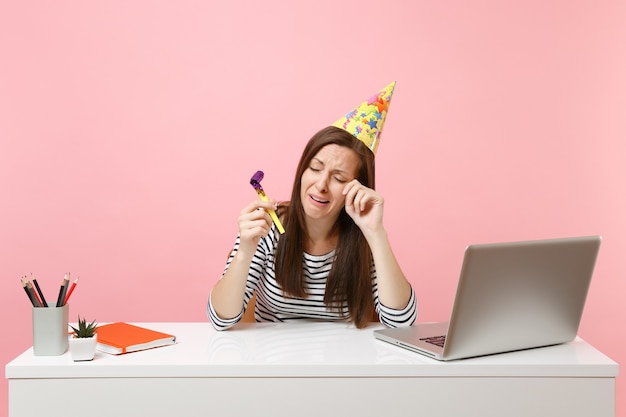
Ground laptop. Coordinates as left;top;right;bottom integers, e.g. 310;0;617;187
374;236;601;361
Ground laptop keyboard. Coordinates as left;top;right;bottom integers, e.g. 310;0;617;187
420;335;446;348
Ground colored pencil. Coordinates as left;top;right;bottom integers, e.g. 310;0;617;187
31;276;48;307
56;274;70;307
27;280;43;307
21;277;38;307
64;277;79;305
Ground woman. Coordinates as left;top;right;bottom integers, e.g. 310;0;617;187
208;83;416;330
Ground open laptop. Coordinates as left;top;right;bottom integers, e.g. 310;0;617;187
374;236;601;361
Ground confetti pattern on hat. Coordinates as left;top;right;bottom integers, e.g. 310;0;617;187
332;81;396;155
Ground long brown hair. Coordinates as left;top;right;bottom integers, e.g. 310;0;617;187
275;126;376;328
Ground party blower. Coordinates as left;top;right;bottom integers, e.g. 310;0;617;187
250;170;285;234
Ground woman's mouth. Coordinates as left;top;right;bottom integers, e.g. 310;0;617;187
309;195;329;205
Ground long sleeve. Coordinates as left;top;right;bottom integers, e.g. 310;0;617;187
208;226;417;330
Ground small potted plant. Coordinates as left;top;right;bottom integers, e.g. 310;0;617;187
69;316;98;361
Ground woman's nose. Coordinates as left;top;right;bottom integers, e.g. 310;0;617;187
315;176;328;192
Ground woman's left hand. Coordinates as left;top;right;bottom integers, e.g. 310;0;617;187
343;179;384;233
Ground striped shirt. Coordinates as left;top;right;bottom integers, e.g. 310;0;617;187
208;226;417;330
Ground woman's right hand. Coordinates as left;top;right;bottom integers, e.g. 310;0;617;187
237;199;275;253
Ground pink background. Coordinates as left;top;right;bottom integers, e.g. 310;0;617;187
1;0;624;414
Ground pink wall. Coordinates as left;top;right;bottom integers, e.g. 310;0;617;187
1;1;624;414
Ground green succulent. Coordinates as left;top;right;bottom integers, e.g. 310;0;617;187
70;316;98;338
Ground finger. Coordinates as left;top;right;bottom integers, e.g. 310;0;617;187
239;203;272;230
248;219;271;236
342;179;360;197
347;186;367;211
250;208;273;226
240;216;272;240
354;191;366;212
343;183;361;208
247;199;277;214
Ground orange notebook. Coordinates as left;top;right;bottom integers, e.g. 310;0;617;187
95;322;176;355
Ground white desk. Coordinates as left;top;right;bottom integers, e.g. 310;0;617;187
6;322;618;417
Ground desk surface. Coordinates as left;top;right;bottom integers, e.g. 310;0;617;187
6;322;618;379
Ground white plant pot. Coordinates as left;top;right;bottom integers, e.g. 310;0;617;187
69;334;98;361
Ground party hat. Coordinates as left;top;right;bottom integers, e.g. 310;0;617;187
332;81;396;155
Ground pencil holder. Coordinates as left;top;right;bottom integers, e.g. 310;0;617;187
32;304;69;356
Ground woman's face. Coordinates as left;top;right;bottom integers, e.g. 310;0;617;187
300;144;360;224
